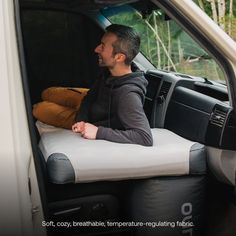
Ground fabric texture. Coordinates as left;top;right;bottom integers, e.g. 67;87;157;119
33;87;88;129
75;71;153;146
37;121;201;183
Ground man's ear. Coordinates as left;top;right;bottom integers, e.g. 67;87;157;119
115;53;126;63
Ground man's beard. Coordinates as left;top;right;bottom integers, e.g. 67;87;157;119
98;58;116;69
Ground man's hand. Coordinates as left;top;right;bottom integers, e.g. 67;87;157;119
72;121;85;133
81;123;98;139
72;122;98;140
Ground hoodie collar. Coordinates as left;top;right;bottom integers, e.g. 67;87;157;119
105;71;144;86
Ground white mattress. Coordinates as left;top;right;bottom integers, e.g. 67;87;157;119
37;121;196;183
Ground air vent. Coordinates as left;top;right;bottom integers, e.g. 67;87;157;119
159;81;171;99
210;107;227;127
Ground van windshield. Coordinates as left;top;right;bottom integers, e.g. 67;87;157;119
102;5;226;84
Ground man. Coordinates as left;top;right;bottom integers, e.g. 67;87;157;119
33;24;153;146
72;24;153;146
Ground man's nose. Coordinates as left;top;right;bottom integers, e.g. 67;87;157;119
94;44;101;53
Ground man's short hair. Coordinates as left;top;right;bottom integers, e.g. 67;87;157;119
106;24;140;65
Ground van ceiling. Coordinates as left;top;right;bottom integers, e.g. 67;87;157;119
20;0;139;10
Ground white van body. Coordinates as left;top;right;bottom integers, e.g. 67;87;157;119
0;1;45;235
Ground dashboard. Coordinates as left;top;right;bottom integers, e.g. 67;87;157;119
144;69;236;150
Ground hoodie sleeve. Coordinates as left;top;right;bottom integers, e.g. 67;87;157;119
96;91;153;146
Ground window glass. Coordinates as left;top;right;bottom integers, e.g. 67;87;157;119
102;6;225;83
21;10;102;104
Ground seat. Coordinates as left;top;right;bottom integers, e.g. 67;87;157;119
37;121;206;184
37;120;207;236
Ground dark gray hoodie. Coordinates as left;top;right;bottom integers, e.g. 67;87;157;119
75;71;153;146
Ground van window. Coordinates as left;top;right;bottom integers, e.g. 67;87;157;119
21;10;102;104
102;6;226;83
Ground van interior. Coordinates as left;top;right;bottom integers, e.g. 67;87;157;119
17;0;236;236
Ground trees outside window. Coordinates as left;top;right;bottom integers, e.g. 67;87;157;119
195;0;236;40
103;6;225;82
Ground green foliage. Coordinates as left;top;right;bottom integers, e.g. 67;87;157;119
194;0;236;40
107;6;225;81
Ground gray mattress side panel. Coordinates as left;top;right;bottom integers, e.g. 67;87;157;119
189;143;207;175
47;153;75;184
